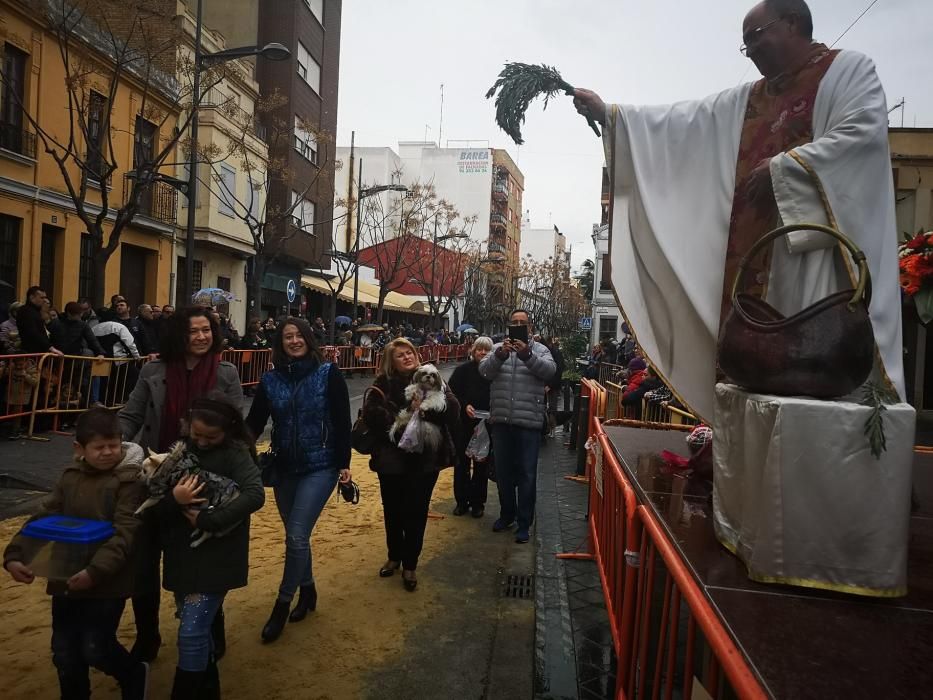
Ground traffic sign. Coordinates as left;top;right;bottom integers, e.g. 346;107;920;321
579;317;592;331
286;279;297;303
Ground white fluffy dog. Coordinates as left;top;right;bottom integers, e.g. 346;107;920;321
390;363;447;453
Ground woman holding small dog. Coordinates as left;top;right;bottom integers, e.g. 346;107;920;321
362;338;460;591
246;317;352;642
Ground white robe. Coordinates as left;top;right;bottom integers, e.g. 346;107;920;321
604;49;905;422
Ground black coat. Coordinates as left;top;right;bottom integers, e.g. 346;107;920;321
16;302;51;353
158;442;264;594
362;372;460;475
49;317;105;356
448;359;491;453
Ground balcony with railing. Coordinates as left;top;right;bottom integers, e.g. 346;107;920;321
0;122;37;159
490;212;508;229
487;241;507;256
491;181;508;201
124;175;178;225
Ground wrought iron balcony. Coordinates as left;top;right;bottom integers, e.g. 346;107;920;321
488;241;507;255
126;175;178;225
0;122;36;159
492;182;508;200
490;212;508;228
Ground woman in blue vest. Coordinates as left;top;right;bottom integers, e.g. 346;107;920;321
246;317;352;643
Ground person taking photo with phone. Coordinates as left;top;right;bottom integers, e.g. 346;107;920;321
479;310;556;544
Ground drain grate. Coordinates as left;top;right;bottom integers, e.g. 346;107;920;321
503;574;535;599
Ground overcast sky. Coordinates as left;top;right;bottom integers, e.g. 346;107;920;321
335;0;933;267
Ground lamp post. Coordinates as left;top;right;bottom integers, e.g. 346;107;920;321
182;0;290;305
350;159;407;317
429;216;469;329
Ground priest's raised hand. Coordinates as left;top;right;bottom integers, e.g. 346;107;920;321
573;89;607;127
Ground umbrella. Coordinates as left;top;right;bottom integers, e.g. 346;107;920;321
334;315;352;326
456;323;475;333
192;287;236;306
357;323;383;333
462;327;479;335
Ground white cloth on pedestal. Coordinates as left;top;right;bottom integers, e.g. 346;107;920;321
712;383;914;596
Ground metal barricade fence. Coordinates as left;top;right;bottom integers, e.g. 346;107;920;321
29;353;148;435
628;505;767;700
221;348;273;387
0;353;45;427
563;379;764;699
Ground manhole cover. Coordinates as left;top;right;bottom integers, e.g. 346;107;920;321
503;574;535;599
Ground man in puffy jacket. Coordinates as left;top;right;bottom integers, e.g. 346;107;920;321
479;309;556;544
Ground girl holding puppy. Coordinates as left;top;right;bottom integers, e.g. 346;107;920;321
163;394;264;698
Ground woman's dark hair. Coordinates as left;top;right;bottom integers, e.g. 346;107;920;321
75;407;122;446
272;317;322;368
186;392;257;459
159;306;224;363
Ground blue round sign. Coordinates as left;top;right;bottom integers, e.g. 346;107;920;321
286;279;297;303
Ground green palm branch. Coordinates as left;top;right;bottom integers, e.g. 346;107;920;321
486;62;601;145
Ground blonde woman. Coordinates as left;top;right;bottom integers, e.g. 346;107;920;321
361;339;459;591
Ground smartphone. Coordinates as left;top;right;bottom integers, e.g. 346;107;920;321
508;324;529;344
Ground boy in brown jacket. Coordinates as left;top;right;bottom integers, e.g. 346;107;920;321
3;408;149;699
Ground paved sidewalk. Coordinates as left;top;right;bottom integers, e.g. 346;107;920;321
535;433;616;700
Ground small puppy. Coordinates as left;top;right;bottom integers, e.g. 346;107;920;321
390;363;447;453
135;442;240;547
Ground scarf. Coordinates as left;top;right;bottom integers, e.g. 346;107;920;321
158;353;221;451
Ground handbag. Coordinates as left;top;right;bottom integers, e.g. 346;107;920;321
717;223;875;398
351;385;386;455
257;427;280;487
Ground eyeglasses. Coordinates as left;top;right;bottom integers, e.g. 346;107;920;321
739;16;783;55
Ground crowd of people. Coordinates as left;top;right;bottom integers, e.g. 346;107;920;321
1;301;569;698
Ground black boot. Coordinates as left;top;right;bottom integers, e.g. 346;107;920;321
202;656;221;700
170;668;205;700
289;583;317;623
261;600;290;643
211;607;226;660
130;592;162;663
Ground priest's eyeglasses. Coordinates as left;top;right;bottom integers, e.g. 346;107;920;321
739;17;784;55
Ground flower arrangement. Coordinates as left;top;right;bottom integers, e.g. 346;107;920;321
899;231;933;323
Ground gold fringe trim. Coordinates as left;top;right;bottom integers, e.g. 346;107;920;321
718;534;906;598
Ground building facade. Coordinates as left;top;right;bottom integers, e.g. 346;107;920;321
0;0;180;311
331;142;525;330
590;167;623;345
520;221;567;266
175;1;270;328
203;0;342;320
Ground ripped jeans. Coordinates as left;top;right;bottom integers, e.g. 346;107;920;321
174;592;226;672
273;468;339;602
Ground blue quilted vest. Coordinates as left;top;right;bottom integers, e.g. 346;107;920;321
262;359;335;474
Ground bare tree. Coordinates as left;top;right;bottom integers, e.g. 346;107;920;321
0;0;220;305
195;88;341;324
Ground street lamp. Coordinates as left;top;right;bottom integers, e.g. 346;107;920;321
428;216;469;328
351;157;408;315
182;0;291;305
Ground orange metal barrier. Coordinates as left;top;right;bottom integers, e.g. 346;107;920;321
630;505;767;700
562;378;766;699
0;353;45;427
29;353;147;435
221;348;273;387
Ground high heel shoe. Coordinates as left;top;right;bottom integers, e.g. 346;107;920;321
402;569;418;592
379;560;400;577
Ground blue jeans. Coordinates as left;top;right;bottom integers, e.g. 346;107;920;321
491;424;542;532
273;468;338;602
174;592;225;672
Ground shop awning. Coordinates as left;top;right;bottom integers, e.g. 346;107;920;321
301;275;429;314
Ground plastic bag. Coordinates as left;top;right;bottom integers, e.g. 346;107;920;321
398;412;425;453
466;419;491;461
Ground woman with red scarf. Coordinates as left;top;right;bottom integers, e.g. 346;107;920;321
119;307;243;665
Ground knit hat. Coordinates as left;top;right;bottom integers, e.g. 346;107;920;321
628;357;647;371
686;425;713;454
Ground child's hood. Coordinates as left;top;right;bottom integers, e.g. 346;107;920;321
72;441;145;479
